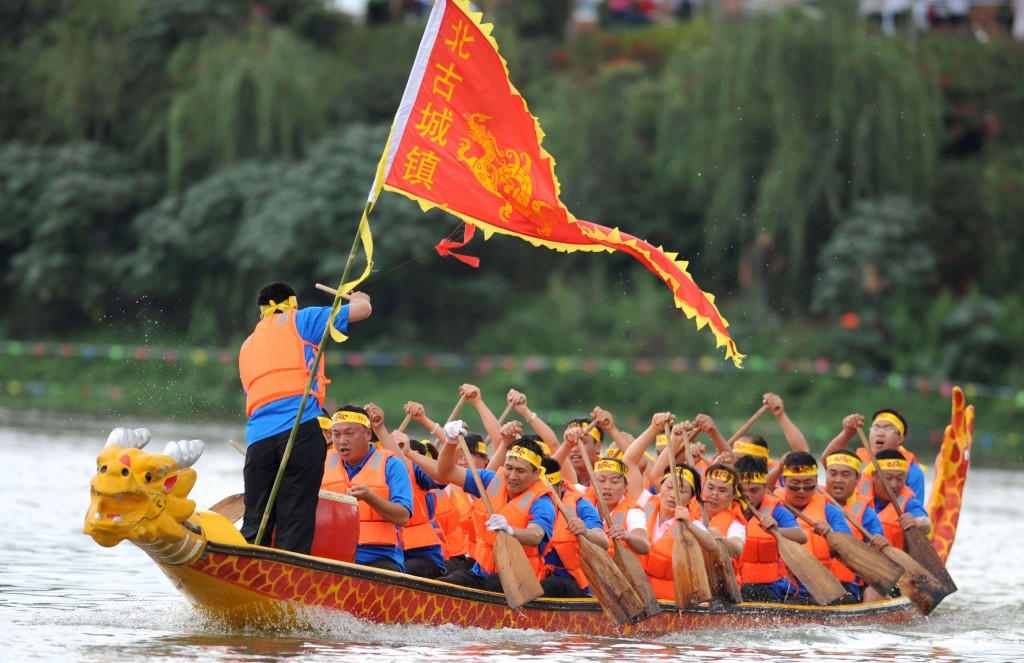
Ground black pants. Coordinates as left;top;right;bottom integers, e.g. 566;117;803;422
241;418;326;554
406;556;445;579
541;574;585;598
443;569;503;592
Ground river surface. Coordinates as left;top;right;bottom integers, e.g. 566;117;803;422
1;416;1021;662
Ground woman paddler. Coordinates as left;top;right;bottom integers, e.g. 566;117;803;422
641;465;703;600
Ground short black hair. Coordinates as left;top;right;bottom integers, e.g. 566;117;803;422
783;451;818;470
508;438;544;466
736;434;769;449
258;282;297;308
825;449;860;470
541;457;561;482
872;408;908;436
334;404;373;440
875;448;906;462
734;454;768;476
464;433;487;457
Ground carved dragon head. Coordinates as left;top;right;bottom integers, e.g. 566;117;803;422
84;428;203;548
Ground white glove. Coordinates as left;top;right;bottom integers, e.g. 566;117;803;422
443;420;468;441
486;513;514;536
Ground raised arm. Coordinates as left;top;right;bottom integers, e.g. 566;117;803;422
461;383;501;444
821;413;864;458
764;393;810;453
365;403;411;472
486;420;523;471
509;389;560;451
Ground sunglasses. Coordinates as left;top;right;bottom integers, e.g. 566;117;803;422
786;484;817;492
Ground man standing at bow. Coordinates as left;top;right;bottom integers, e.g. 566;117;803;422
238;281;372;554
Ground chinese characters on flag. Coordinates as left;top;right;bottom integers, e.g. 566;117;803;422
372;0;743;366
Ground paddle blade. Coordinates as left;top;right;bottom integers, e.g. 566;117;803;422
673;529;712;607
701;544;742;605
208;493;245;523
827;531;905;596
882;545;949;616
493;532;544;609
904;527;958;595
578;537;645;625
774;533;846;606
613;542;662;619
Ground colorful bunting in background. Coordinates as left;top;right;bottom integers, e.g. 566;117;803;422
369;0;742;366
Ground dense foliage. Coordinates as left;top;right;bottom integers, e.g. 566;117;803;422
2;0;1023;399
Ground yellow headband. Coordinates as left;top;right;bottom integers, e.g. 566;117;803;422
569;422;602;442
507;445;542;469
332;411;370;428
739;472;767;485
259;295;297;318
674;467;696;492
317;416;333;430
707;468;736;485
537;441;551;457
733;440;769;458
472;441;489;456
876;458;909;473
605;447;624;459
594;458;627;478
825;454;862;473
782;465;818;477
872;412;906;436
543;469;562;485
655;433;667;448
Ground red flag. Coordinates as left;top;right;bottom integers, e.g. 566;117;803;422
370;0;743;365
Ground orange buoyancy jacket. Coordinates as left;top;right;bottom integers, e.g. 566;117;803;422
402;469;444;551
238;310;327;417
642;497;701;600
739;493;789;585
322;447;399;546
873;484;916;551
832;491;873;585
546;487;589;590
433;487;469;558
603;493;643;556
470;472;551;578
776;489;834;572
856;446;922;496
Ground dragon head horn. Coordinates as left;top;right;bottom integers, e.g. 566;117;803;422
105;427;152;449
162;439;205;469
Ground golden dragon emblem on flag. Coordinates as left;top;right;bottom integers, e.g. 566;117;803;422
457;113;559;236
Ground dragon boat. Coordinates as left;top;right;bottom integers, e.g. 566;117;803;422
83;390;974;636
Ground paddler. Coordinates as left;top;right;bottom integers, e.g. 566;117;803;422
639;464;704;600
822;409;926;500
565;416;603;488
864;448;931;551
434;422;555;592
237;281;371;554
321;404;413;572
540;457;609;598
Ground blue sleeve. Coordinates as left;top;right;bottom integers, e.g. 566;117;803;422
574;498;604;529
461;468;496;498
529;495;556;551
907;463;926;501
384;456;413;517
413;465;440;491
825;503;852;534
861;506;885;537
295;305;350;343
771;504;799;529
904;497;929;519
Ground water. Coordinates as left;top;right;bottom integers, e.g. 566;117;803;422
2;416;1022;662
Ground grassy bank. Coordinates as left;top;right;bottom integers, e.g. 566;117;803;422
2;348;1020;466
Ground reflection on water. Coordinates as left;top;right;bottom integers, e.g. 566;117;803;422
1;419;1022;662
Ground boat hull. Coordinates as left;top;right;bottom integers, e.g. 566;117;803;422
156;541;918;635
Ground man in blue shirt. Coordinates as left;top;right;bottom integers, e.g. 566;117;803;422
238;282;371;553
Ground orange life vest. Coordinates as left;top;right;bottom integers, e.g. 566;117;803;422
704;502;745;584
831;490;872;585
545;487;589;590
642;496;700;600
470;472;551;578
855;446;921;497
739;494;789;585
776;489;835;572
433;487;469;558
321;447;399;546
873;484;916;550
238;310;327;417
602;493;643;556
402;468;444;551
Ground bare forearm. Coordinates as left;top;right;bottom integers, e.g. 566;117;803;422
364;494;411;526
776;412;810;452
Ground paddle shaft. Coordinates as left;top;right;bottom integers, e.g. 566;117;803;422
725;405;769;446
315;282;352;300
396;413;413;433
255;212;369;546
857;428;906;516
816;487;874;540
574;421;614;525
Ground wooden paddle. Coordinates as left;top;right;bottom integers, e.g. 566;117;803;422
857;428;958;595
779;498;903;598
817;487;947;615
314;282;353;300
739;499;846;606
542;476;645;625
724;404;769;445
453;396;543;609
208;493;245;522
228;438;247;456
575;426;662;619
664;424;713;607
680;433;742;604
